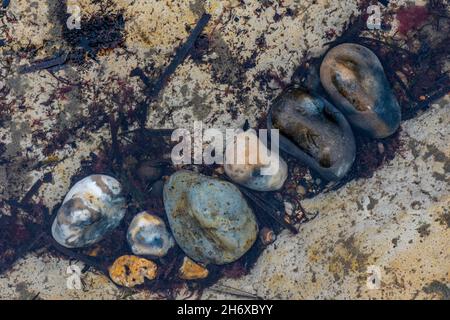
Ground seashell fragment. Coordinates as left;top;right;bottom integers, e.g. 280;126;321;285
260;227;276;246
52;174;126;248
127;212;174;257
268;88;356;181
178;257;209;280
320;43;401;138
224;130;288;191
109;255;157;288
164;170;258;265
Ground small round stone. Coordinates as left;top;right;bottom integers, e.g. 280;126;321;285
127;212;174;257
260;227;276;246
224;130;288;191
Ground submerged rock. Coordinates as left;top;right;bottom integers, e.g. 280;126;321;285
52;175;126;248
224;130;288;191
109;255;157;288
268;88;356;181
320;43;401;138
163;170;258;265
179;257;209;280
127;212;174;257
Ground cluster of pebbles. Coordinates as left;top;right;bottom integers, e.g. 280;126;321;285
51;43;401;288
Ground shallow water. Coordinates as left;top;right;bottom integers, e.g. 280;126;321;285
0;0;449;300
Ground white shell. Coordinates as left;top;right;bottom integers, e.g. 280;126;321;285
51;174;126;248
127;212;174;257
224;131;288;191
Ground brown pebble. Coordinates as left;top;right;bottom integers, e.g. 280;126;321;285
179;257;209;280
87;245;101;257
260;227;276;245
109;255;157;288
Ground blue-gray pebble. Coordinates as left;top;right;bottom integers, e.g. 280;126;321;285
163;170;258;265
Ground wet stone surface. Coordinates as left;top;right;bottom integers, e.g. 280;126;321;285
163;170;258;265
0;0;448;300
320;43;402;139
52;175;126;248
269;87;356;181
202;100;450;300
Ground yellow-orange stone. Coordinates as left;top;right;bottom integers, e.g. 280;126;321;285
109;255;157;288
179;257;209;280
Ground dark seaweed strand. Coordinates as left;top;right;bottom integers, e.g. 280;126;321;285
0;172;105;276
239;187;298;235
120;128;175;138
109;114;123;172
0;173;52;273
21;172;53;205
209;284;263;300
49;238;108;273
218;174;297;234
18;52;68;74
133;13;211;128
130;68;151;87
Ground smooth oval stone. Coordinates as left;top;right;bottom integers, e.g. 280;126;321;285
127;212;174;257
163;170;258;265
268;87;356;181
224;130;288;191
52;174;126;248
320;43;401;138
